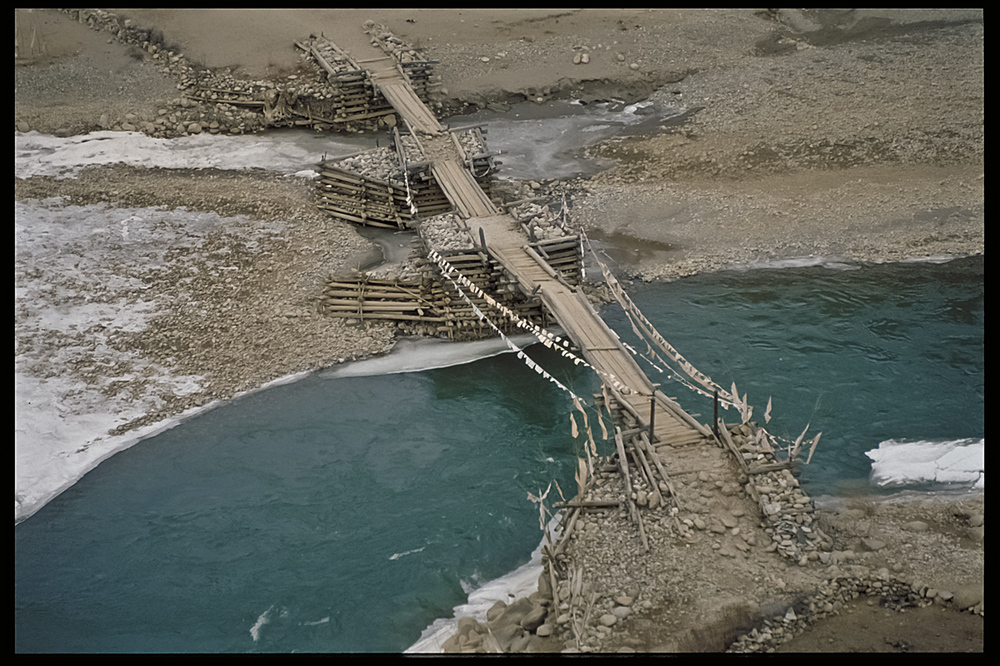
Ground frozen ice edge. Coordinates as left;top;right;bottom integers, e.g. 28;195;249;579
14;329;553;524
14;368;312;525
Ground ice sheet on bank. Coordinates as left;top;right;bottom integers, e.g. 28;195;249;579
14;129;378;179
14;368;315;525
320;331;562;378
14;370;210;524
866;438;984;488
13;197;294;524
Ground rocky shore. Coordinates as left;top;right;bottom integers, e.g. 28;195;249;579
16;8;983;652
434;424;983;653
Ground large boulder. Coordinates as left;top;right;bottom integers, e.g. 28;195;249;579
952;582;984;610
486;599;507;623
492;597;534;628
520;605;548;633
491;623;527;652
456;616;482;639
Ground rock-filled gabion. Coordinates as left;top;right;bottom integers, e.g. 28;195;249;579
458;129;488;158
418;213;475;254
297;34;363;79
396;133;425;165
728;424;829;563
363;21;424;63
336;147;403;185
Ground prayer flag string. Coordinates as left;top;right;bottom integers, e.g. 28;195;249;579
429;249;640;398
574;225;816;454
578;228;738;409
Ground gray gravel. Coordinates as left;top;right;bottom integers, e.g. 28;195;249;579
568;14;983;282
15;166;396;435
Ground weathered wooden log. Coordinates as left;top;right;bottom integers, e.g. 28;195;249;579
523;246;560;280
324;311;446;322
554;508;581;557
718;421;749;475
630;435;663;509
553;499;622;509
634;495;650;552
746;460;795;475
639;431;683;511
316;209;403;228
614;429;639;526
323;301;428;312
651;392;713;439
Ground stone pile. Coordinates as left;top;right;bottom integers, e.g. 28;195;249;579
439;574;560;653
363;21;425;64
755;469;829;564
65;9;167;58
417;213;475;255
726;424;829;564
510;201;574;242
438;570;652;653
335;147;403;185
729;572;985;653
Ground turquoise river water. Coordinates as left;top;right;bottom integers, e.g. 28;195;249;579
14;255;983;653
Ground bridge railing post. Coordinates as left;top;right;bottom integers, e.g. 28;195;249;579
648;394;655;444
648;383;660;444
713;389;719;440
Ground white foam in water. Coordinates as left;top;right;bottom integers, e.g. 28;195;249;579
321;332;560;379
389;546;426;561
405;516;562;653
866;438;984;488
732;254;971;274
250;605;274;642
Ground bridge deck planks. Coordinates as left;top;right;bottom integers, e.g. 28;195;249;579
343;37;708;446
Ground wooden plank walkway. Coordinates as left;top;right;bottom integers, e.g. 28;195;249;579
365;54;445;135
339;36;710;447
430;160;499;218
486;238;709;446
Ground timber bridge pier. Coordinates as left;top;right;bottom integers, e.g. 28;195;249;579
303;25;825;652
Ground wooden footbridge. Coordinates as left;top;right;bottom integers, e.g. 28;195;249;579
310;35;826;637
317;34;714;452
